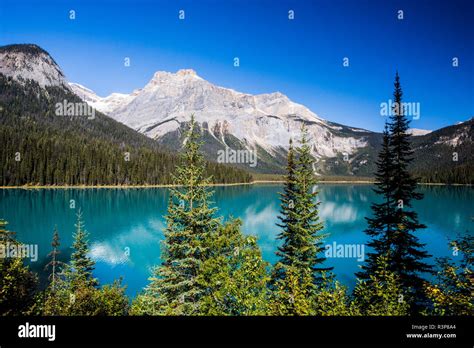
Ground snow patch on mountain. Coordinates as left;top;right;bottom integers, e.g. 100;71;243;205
407;128;432;136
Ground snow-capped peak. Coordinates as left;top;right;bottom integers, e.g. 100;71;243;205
68;82;136;115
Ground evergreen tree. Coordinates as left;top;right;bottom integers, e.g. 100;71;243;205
388;72;432;302
271;126;330;315
44;226;62;291
142;116;220;315
356;124;396;280
67;210;97;288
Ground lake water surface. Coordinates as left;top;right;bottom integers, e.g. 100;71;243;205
0;184;472;296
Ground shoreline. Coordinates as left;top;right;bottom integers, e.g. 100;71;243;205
0;180;471;189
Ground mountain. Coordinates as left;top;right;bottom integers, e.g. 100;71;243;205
1;43;472;184
69;70;473;182
69;69;379;175
0;44;252;186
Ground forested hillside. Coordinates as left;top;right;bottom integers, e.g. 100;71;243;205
411;119;474;184
0;74;253;186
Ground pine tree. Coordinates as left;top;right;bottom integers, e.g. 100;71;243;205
67;210;97;288
271;126;330;315
143;115;220;315
388;72;432;302
44;226;62;291
356;124;396;280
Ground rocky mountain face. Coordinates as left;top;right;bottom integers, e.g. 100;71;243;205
69;69;377;174
0;44;70;89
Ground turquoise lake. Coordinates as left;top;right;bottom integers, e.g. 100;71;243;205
0;184;472;297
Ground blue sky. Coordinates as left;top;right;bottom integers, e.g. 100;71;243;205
1;0;473;131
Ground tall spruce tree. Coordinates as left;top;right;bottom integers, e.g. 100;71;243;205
271;126;330;315
144;115;220;315
44;226;62;291
388;72;432;301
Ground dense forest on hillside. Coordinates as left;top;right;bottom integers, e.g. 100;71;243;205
0;75;253;185
410;119;474;185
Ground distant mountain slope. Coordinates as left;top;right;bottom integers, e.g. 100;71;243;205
0;44;252;186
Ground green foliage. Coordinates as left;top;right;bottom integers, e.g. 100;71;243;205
424;235;473;315
134;118;269;316
0;219;38;315
313;273;351;316
42;279;129;316
198;219;269;315
270;265;314;315
41;215;129;316
0;256;38;315
352;254;410;316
